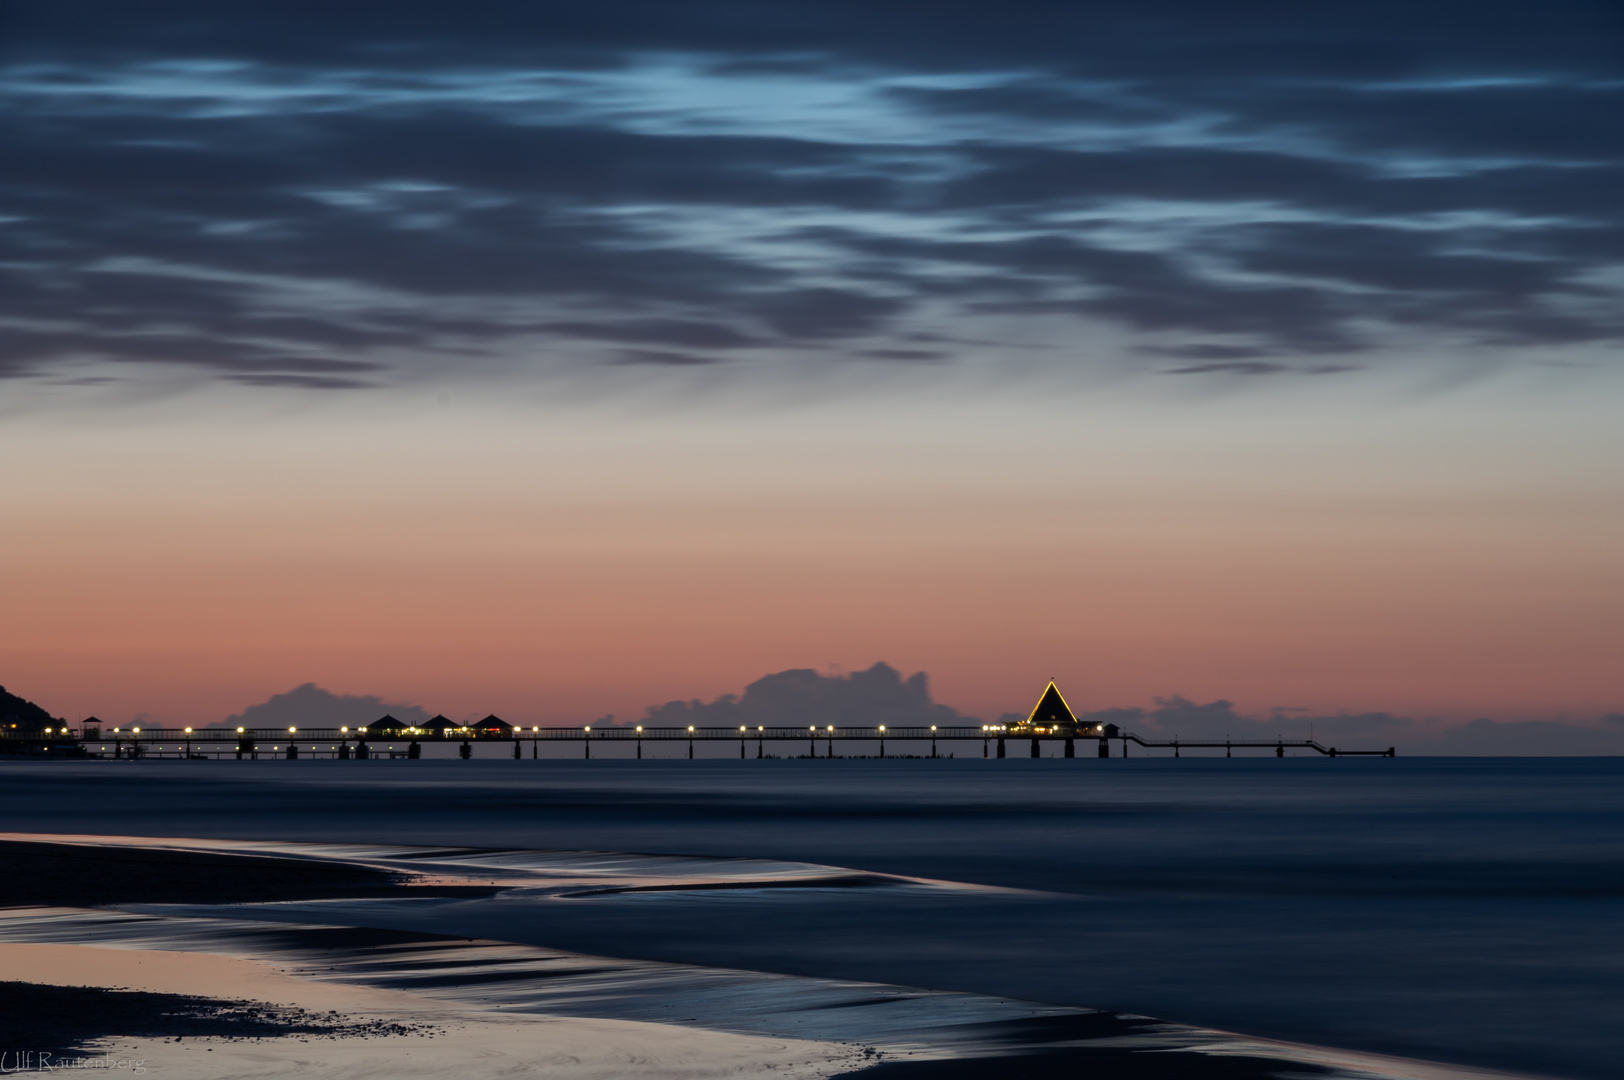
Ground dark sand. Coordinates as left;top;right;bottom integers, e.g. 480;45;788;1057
0;839;498;906
0;980;436;1060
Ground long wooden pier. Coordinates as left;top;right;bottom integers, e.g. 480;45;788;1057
3;725;1395;759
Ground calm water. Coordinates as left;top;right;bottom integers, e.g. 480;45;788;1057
5;757;1621;1078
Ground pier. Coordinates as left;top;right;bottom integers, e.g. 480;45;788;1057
1;723;1394;759
0;683;1397;760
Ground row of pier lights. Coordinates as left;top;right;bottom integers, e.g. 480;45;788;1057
61;720;1386;760
79;722;968;760
590;723;924;759
76;722;1073;760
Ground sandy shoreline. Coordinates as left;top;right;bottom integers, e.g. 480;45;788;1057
1;942;867;1080
3;928;1533;1078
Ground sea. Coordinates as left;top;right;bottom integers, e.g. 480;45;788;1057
3;755;1621;1079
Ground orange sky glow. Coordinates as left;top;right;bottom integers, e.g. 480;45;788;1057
4;371;1619;729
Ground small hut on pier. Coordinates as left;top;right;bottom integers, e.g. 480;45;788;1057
362;715;404;736
476;714;513;737
417;715;459;738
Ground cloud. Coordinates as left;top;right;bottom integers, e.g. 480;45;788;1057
1432;718;1624;756
0;2;1619;392
610;348;719;367
643;670;1624;755
642;662;971;730
210;683;432;730
1057;694;1624;755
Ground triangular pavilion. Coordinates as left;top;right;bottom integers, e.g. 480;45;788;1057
1025;681;1078;730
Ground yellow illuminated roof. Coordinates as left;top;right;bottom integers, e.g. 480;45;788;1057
1025;681;1078;726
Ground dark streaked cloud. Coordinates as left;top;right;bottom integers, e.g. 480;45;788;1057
611;348;719;367
1;1;1619;390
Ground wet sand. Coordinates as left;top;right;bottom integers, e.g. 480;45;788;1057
0;942;867;1080
0;838;498;906
2;896;1541;1080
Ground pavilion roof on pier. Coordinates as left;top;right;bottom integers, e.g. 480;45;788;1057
1026;682;1078;727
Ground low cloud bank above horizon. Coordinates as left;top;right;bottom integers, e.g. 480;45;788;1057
644;662;966;732
646;664;1624;755
1064;696;1624;756
3;1;1621;392
51;671;1624;754
209;683;431;731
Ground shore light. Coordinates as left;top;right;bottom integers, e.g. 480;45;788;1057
635;725;643;733
757;726;763;732
879;726;886;733
288;727;296;734
237;727;245;733
827;726;834;732
132;727;140;734
184;727;192;734
739;726;746;732
931;725;937;732
809;726;816;732
688;725;695;732
341;727;349;734
585;726;592;732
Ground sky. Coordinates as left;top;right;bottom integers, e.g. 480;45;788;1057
2;2;1621;734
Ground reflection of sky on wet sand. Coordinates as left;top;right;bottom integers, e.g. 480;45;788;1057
3;831;1027;895
0;909;1520;1080
1;936;858;1080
